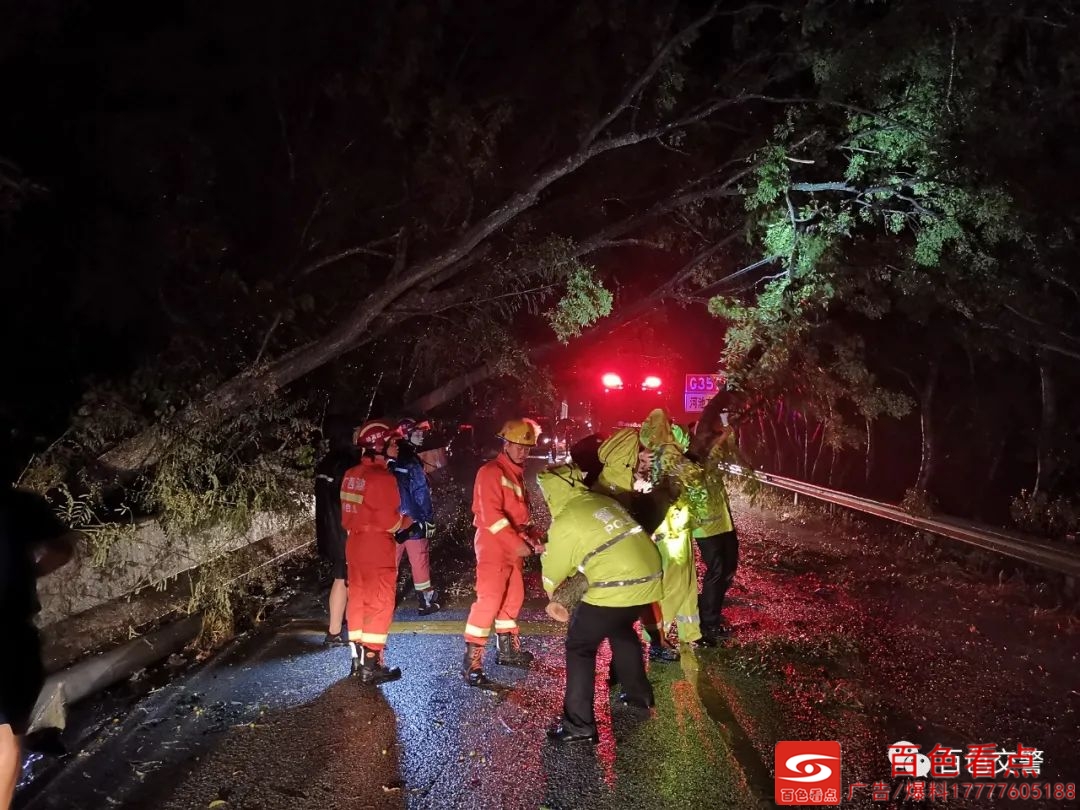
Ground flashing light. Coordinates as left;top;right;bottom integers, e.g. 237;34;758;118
601;372;623;389
642;375;662;389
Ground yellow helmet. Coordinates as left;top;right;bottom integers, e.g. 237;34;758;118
497;418;540;446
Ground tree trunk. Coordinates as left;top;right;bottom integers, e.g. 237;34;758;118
810;419;826;482
863;416;874;490
766;409;783;473
755;411;770;471
1033;349;1056;495
96;93;741;472
975;430;1007;521
914;357;940;493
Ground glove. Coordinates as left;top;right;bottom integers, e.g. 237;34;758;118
394;522;426;543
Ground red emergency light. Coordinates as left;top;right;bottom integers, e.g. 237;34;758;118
601;372;623;389
642;375;662;389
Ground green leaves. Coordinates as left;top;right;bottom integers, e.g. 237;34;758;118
546;265;613;343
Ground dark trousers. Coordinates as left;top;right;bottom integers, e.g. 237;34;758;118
563;602;653;735
696;529;739;630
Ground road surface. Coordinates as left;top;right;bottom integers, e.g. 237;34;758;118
16;494;1080;809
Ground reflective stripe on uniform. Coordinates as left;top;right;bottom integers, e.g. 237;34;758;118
360;632;388;645
589;570;663;589
465;623;491;638
494;619;517;630
341;492;365;504
413;580;431;592
676;614;699;624
488;517;511;533
347;629;365;642
316;474;335;483
500;475;524;499
576;525;643;573
696;512;730;525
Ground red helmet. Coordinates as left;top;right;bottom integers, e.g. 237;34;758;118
354;420;396;449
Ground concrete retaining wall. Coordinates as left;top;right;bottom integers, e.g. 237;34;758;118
36;505;312;629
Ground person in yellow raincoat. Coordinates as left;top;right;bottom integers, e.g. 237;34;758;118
538;464;663;743
592;426;681;661
689;413;741;644
638;409;703;647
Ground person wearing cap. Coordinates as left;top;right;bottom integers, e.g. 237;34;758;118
461;418;545;688
537;464;662;744
591;427;681;663
340;420;413;686
688;409;742;643
388;418;440;616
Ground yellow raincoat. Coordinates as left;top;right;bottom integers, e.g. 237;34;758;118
639;409;702;643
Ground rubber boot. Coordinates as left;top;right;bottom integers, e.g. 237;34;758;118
495;632;534;668
359;646;401;686
349;642;363;677
462;643;497;689
417;589;441;616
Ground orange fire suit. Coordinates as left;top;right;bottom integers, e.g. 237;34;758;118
463;452;535;645
340;456;410;650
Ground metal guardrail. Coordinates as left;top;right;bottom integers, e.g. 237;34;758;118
725;466;1080;581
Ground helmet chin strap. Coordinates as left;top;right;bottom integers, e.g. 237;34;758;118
501;442;524;466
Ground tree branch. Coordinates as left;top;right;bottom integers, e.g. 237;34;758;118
99;84;771;470
295;238;397;279
580;2;719;149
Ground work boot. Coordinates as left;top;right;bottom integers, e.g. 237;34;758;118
697;625;731;648
359;646;401;686
496;632;534;668
417;589;441;616
462;643;498;689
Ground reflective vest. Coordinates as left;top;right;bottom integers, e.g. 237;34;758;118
538;466;663;609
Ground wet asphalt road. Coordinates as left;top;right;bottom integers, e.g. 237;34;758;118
17;465;1080;810
19;596;768;810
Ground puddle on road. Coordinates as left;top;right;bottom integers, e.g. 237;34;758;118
682;651;776;808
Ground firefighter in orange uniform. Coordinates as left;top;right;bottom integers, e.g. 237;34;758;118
340;420;412;685
461;419;545;688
